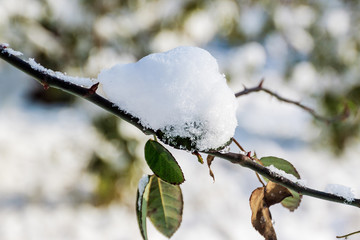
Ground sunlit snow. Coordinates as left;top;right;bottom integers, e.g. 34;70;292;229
325;184;355;202
1;44;23;56
267;165;306;186
98;46;238;151
28;58;95;88
137;175;150;208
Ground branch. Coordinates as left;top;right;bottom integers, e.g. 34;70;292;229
1;44;360;208
336;230;360;239
0;44;200;151
235;79;349;123
208;151;360;208
0;44;156;136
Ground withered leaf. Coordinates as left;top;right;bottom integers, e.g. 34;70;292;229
250;187;276;240
192;151;204;164
206;155;215;182
265;181;293;207
249;182;292;240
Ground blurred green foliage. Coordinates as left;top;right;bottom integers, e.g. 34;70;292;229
321;86;360;154
89;114;143;205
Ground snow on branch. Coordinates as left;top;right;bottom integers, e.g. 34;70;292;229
1;44;237;151
209;151;360;208
97;46;237;151
1;43;360;208
0;43;152;136
27;58;94;88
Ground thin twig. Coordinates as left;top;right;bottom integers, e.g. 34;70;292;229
235;79;349;123
232;137;246;152
336;230;360;239
1;44;360;209
255;172;266;187
233;137;265;186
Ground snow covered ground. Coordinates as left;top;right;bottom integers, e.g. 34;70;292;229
1;53;360;240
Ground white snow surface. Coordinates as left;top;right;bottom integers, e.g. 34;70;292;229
267;165;307;186
325;184;355;202
28;58;95;88
97;46;238;151
137;175;150;209
1;43;94;88
1;45;23;56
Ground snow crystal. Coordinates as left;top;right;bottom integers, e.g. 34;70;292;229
27;58;95;88
0;45;23;56
325;184;355;202
137;175;150;209
267;165;306;186
97;46;238;151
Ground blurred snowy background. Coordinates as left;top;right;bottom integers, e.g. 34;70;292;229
1;0;360;239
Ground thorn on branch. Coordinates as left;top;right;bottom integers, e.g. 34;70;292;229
258;78;264;88
0;43;8;49
42;81;49;90
84;82;99;97
242;84;248;91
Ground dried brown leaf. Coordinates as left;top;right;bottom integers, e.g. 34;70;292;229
206;155;215;182
265;181;292;207
192;151;204;164
250;187;277;240
249;182;292;240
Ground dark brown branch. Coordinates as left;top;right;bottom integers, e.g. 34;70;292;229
1;44;360;208
235;79;349;123
0;44;200;151
208;151;360;208
0;44;155;136
336;230;360;239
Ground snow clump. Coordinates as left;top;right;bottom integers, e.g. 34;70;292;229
325;184;355;202
97;46;238;151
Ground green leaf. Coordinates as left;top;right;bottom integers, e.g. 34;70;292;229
144;139;185;184
147;175;183;238
260;156;302;211
281;190;302;211
136;175;151;240
260;156;300;178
